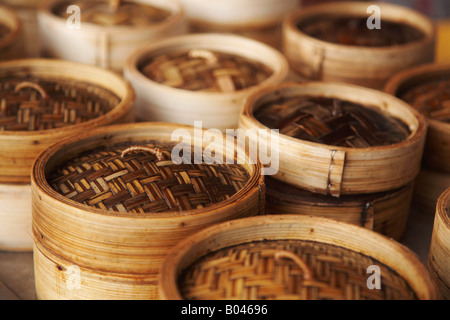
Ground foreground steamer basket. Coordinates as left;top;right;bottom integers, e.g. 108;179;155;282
282;1;436;89
38;0;187;72
239;81;427;197
178;0;299;49
31;122;264;299
429;187;450;300
0;58;135;251
265;177;414;240
124;33;289;131
0;5;24;60
159;215;440;300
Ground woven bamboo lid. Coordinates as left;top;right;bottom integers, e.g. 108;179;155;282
139;49;273;93
51;0;172;27
253;94;410;148
49;142;251;214
0;59;135;184
159;215;440;300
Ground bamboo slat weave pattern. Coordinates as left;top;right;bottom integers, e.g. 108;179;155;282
0;77;120;131
140;49;273;92
49;143;250;214
53;0;171;27
254;96;411;148
178;240;417;300
297;16;425;47
400;80;450;123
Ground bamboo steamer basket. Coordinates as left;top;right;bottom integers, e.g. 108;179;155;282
385;63;450;173
239;81;427;197
429;187;450;300
0;58;135;252
38;0;187;72
1;0;42;57
282;1;436;89
178;0;299;49
31;122;264;299
0;5;24;60
265;177;413;241
159;215;440;300
124;33;289;131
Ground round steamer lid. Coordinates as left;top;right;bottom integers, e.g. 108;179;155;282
0;76;120;131
139;49;273;93
48;142;251;214
160;215;440;300
179;239;417;300
52;0;173;27
297;14;426;47
253;95;411;148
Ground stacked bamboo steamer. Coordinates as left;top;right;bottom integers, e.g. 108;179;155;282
0;58;135;252
0;4;24;60
239;81;427;241
124;33;289;131
0;0;42;57
177;0;299;50
429;187;450;299
159;215;440;300
31;122;264;299
385;63;450;215
282;1;436;89
38;0;188;72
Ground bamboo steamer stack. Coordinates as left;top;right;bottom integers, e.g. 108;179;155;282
31;122;264;299
159;215;440;300
282;1;436;89
178;0;299;50
124;33;289;131
1;0;42;57
38;0;187;72
385;63;450;215
239;81;427;240
429;187;450;299
0;4;24;60
0;58;135;252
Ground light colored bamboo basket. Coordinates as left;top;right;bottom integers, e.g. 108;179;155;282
429;187;450;300
1;0;42;57
385;63;450;173
0;5;24;60
178;0;299;49
239;81;427;197
38;0;187;72
282;1;436;89
0;58;135;252
31;122;264;299
265;177;413;241
124;33;289;131
159;215;440;300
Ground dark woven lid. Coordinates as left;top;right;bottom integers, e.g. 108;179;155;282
178;239;417;300
139;49;273;92
0;76;120;131
399;79;450;123
254;96;411;148
53;0;171;26
49;142;250;214
297;15;425;47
